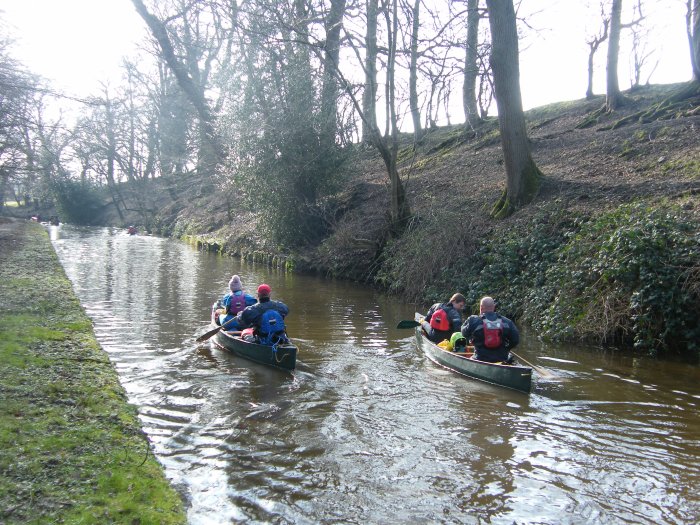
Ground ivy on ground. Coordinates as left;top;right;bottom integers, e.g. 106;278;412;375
464;202;699;357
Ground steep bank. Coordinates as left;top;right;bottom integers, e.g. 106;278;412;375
0;218;185;523
80;84;700;355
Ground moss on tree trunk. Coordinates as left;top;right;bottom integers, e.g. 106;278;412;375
490;158;542;219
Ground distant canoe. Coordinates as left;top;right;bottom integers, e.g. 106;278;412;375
212;328;297;371
414;312;532;393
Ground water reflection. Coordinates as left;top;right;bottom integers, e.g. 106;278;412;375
51;225;700;524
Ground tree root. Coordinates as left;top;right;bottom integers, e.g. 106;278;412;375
490;189;511;219
610;82;700;129
576;82;700;130
575;106;608;129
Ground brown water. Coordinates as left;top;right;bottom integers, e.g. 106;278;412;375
50;225;700;524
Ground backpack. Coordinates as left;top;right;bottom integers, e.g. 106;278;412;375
259;308;286;345
482;316;503;349
227;292;247;315
429;307;451;331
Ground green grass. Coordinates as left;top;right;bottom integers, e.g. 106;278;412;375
660;157;700;179
0;220;185;524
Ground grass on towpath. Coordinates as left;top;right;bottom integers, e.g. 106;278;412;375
0;218;185;524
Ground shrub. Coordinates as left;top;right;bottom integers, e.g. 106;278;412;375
464;206;578;320
462;202;699;357
376;210;481;304
51;179;102;225
536;203;700;356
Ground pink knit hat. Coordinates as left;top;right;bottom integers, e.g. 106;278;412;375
229;275;243;292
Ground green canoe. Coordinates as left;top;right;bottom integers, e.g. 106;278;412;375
414;313;532;393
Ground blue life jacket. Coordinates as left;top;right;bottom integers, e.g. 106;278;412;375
258;309;287;345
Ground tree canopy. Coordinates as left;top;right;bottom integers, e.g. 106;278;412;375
1;0;697;236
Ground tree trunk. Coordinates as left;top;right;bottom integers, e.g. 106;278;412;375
0;169;8;212
463;0;481;127
409;0;422;138
606;0;624;110
362;0;379;143
689;0;700;82
586;47;596;99
384;0;410;232
485;0;542;219
321;0;346;152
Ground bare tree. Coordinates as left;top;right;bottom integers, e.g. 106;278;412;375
0;46;37;210
484;0;542;218
362;0;379;143
333;0;411;233
408;0;423;137
321;0;347;152
383;0;411;232
585;2;610;99
628;0;656;90
463;0;483;126
605;0;625;110
130;0;225;174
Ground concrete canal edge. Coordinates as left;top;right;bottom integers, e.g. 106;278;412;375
0;219;186;524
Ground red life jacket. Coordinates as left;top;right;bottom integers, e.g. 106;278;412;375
429;308;451;331
482;316;503;348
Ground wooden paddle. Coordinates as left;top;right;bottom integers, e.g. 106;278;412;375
396;320;421;329
510;351;556;378
196;315;239;343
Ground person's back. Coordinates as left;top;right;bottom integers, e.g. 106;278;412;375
237;284;289;344
461;296;519;362
216;275;256;330
424;293;465;343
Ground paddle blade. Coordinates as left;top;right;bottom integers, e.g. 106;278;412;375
196;325;222;343
510;351;557;378
396;320;421;329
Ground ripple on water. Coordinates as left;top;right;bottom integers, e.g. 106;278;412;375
51;225;700;525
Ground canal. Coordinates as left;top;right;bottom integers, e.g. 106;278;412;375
49;225;700;524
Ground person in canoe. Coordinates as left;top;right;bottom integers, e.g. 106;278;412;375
461;296;519;363
236;284;289;345
213;275;257;331
423;293;466;343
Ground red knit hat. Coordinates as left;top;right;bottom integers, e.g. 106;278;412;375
257;284;271;297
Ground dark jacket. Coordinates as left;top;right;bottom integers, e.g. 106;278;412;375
425;302;463;343
237;297;289;332
461;312;519;362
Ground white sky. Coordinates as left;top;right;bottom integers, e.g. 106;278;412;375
0;0;693;110
518;0;691;109
1;0;146;96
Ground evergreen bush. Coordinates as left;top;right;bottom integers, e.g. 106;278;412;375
51;179;102;225
466;203;699;357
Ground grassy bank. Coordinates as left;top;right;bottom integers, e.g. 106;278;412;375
0;219;185;524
